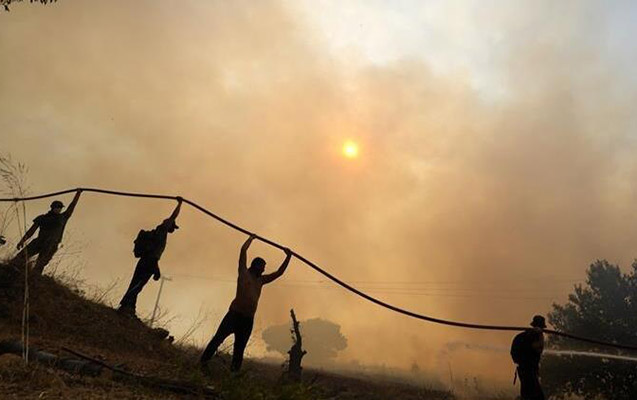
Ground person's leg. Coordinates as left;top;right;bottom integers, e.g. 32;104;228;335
230;315;254;371
11;247;29;265
32;244;58;275
10;240;41;267
119;265;152;312
532;370;545;400
201;311;237;363
518;367;530;400
518;367;542;400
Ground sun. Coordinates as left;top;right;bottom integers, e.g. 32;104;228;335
342;140;359;159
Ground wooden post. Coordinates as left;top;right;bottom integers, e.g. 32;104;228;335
150;275;171;327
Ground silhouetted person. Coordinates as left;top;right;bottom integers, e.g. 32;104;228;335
11;190;82;275
118;198;182;317
200;234;292;372
511;315;546;400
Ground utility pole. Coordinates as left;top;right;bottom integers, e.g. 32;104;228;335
150;275;172;327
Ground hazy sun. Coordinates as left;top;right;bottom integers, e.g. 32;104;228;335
342;140;359;159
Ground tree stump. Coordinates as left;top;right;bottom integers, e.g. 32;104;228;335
287;308;307;382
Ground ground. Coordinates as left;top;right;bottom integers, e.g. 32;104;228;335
0;261;453;400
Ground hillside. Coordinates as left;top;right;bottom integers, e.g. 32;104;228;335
0;262;453;400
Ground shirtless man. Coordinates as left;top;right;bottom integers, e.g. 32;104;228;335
200;234;292;371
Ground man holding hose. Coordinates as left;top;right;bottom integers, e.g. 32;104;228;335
200;234;292;372
118;197;182;317
11;189;82;275
511;315;546;400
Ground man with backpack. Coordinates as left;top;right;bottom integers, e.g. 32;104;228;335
200;234;292;372
11;190;82;275
510;315;546;400
118;197;182;317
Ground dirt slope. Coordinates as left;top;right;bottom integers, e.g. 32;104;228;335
0;262;452;400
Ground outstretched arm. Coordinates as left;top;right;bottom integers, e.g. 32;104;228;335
63;190;83;218
167;197;183;222
17;223;38;249
262;248;292;284
238;234;256;273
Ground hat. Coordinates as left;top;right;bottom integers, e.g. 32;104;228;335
162;218;179;230
50;200;65;209
530;315;547;329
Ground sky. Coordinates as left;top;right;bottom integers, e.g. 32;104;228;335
1;0;637;386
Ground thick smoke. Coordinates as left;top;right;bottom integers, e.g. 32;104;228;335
1;0;636;383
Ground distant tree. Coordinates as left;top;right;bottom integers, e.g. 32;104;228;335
1;0;57;12
543;260;637;400
262;318;347;365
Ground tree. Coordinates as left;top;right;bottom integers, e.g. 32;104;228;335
1;0;57;12
262;317;347;365
543;260;637;400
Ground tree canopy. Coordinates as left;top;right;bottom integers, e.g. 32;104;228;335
543;260;637;400
2;0;57;12
262;318;347;365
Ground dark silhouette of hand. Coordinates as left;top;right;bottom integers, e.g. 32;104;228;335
153;272;161;281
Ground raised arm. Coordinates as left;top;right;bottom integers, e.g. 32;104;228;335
262;248;292;284
167;197;183;222
63;189;82;218
238;234;256;273
17;223;39;249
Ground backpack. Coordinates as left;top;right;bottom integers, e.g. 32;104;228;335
510;331;531;365
133;229;156;258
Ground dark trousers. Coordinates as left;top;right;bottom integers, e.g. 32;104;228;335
119;257;158;312
200;309;254;371
518;366;545;400
11;239;58;275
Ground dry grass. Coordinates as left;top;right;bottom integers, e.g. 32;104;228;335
0;262;453;399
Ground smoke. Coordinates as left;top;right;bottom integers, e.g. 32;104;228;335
436;341;508;377
262;317;347;365
1;0;637;382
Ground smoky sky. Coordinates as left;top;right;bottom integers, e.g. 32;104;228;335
1;0;636;383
